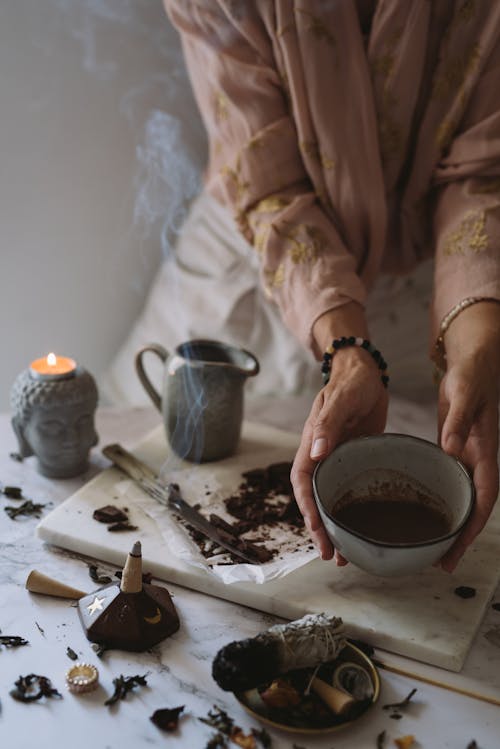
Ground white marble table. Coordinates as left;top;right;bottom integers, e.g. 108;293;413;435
1;402;500;749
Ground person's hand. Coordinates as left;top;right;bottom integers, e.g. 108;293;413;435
437;301;500;572
290;303;388;562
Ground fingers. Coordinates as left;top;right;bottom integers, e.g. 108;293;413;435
291;410;335;561
440;455;499;572
440;406;499;572
440;377;477;457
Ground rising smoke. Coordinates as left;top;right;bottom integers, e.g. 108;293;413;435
54;0;207;258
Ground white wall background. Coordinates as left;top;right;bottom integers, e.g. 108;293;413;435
0;0;206;410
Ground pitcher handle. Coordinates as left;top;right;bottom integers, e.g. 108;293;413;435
242;348;260;378
135;343;169;412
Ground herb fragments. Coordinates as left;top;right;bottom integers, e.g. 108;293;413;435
104;673;148;706
199;705;270;749
66;646;78;661
0;635;29;649
88;564;112;585
150;705;185;732
383;687;417;717
4;500;46;519
10;674;62;702
2;485;23;498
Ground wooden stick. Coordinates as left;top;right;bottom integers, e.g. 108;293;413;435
374;659;500;707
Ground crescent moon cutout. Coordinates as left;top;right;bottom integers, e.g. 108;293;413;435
143;607;162;625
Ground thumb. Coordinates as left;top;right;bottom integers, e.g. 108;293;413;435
441;382;476;456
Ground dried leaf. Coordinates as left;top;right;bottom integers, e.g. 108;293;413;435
88;565;112;585
454;586;476;599
0;635;29;649
150;705;185;731
10;674;62;702
199;706;234;734
104;674;148;706
383;688;417;711
2;486;23;498
252;728;272;748
5;500;46;519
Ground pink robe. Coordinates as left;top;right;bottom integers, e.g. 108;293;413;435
164;0;500;356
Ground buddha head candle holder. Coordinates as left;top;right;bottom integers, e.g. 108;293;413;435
10;353;98;478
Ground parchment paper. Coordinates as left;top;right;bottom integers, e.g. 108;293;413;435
113;427;318;584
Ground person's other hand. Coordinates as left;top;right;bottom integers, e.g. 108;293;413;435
438;301;500;572
291;346;388;562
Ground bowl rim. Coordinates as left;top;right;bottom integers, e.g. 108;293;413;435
312;433;475;549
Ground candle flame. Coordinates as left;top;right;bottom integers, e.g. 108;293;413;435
47;352;57;367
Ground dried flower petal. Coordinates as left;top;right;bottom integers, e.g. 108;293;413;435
230;727;257;749
150;705;185;731
260;678;301;708
394;736;415;749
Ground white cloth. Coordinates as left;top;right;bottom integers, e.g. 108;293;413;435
102;191;436;406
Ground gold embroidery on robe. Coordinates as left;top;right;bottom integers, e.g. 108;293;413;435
275;222;328;264
443;209;488;255
213;90;229;122
370;30;403;163
300;140;335;170
220;158;249;205
264;262;285;288
434;43;481;150
252;195;292;213
295;9;336;47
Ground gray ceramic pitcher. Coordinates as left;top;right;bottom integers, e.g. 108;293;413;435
135;339;259;462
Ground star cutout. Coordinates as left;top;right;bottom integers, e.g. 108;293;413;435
87;595;105;616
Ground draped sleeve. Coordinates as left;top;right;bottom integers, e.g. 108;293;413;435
432;38;500;338
164;0;366;354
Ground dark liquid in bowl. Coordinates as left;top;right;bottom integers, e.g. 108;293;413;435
332;499;450;544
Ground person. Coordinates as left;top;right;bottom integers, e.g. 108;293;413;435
162;0;500;572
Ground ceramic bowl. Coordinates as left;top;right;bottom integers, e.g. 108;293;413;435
313;434;474;577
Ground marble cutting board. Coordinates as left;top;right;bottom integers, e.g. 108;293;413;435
36;421;500;672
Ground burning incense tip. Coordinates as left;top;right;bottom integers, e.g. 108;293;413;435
131;541;142;557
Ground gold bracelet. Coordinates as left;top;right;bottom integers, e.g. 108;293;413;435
433;296;500;375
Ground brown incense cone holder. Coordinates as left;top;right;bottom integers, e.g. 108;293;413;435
77;582;180;651
77;541;179;651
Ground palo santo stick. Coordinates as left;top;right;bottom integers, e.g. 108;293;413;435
374;659;500;707
311;676;355;715
26;570;87;600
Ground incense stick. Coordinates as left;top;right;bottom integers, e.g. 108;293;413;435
374;659;500;707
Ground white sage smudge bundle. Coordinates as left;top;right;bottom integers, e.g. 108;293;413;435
212;613;345;691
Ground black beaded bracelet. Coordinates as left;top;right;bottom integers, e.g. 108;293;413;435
321;337;389;387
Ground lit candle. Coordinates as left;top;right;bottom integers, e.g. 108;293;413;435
30;352;77;380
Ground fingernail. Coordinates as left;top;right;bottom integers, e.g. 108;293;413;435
445;433;463;455
311;437;327;458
